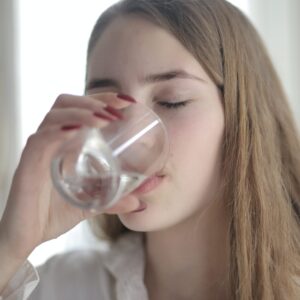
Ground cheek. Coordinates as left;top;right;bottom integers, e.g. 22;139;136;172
166;109;224;187
167;112;223;153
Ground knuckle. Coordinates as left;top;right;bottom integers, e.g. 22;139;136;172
53;93;71;107
24;130;63;159
37;109;57;129
84;115;102;127
25;130;48;146
25;133;38;147
24;133;45;154
80;110;108;127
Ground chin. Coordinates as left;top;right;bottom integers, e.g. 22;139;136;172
118;212;159;232
118;210;181;232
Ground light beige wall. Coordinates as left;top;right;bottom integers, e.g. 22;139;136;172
249;0;300;128
0;0;20;217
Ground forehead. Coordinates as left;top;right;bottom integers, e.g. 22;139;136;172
86;15;209;83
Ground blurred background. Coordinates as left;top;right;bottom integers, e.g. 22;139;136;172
0;0;299;266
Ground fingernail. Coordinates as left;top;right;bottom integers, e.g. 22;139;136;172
117;94;137;103
93;112;115;121
61;125;82;131
104;106;123;119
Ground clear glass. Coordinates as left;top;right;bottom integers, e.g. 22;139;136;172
51;103;169;211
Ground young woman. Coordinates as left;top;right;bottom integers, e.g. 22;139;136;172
1;0;299;299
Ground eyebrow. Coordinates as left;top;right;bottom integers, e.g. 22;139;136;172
85;69;205;92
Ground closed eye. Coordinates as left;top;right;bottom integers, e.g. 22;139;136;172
158;101;189;109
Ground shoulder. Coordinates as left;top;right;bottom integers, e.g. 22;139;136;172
37;248;111;283
40;248;106;271
29;233;145;299
30;248;114;299
38;232;143;275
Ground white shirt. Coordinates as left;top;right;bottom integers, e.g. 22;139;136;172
1;233;149;300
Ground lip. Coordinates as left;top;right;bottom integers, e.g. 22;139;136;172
131;201;148;213
132;175;165;195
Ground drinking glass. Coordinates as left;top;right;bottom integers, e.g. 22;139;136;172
51;102;169;211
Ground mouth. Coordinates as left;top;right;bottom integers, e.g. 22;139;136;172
131;201;148;213
131;174;165;196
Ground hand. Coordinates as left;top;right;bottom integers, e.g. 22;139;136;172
0;93;140;262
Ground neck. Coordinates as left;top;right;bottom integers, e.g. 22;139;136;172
144;199;230;300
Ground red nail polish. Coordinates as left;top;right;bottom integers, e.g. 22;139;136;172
117;94;137;103
61;125;82;131
93;112;115;121
104;106;123;119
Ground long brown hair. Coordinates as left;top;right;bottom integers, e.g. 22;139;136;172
86;0;300;298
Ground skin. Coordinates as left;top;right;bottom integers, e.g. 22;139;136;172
87;16;229;300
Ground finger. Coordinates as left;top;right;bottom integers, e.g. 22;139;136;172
20;126;83;168
87;92;137;109
38;106;118;130
51;94;107;110
52;92;136;111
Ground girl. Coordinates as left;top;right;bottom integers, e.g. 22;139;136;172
1;0;299;299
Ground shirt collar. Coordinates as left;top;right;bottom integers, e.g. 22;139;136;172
102;232;148;300
103;232;145;280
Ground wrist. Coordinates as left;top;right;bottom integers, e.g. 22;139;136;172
0;227;29;264
0;238;26;265
0;237;27;294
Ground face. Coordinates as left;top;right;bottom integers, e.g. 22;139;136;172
86;16;224;232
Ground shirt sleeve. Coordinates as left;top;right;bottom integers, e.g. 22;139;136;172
0;261;39;300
